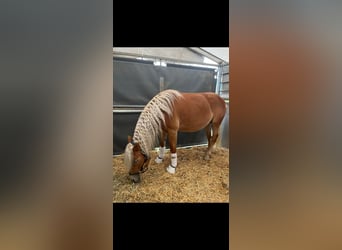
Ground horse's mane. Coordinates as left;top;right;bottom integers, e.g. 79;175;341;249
132;89;182;157
124;142;134;170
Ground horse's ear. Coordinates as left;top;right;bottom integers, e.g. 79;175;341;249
128;135;132;143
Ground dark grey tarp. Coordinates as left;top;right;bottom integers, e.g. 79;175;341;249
113;57;217;155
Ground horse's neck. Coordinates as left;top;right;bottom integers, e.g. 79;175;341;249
132;133;151;157
132;91;176;156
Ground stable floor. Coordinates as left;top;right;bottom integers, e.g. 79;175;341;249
113;145;229;202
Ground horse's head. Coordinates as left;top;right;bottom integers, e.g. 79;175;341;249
124;136;150;183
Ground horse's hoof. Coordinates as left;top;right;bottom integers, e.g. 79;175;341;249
155;157;163;164
166;165;176;174
204;155;210;160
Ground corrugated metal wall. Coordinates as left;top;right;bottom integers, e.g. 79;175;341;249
216;63;229;149
218;63;229;100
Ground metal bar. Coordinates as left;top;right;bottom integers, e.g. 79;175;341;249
113;105;145;108
113;109;143;113
215;64;222;94
159;77;164;92
189;47;228;64
113;51;219;67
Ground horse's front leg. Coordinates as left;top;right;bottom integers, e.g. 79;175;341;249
155;131;167;164
166;129;177;174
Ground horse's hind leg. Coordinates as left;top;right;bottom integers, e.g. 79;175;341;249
155;131;167;164
211;122;222;150
205;123;213;160
205;121;222;160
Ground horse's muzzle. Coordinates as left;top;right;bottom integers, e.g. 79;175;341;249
129;173;141;183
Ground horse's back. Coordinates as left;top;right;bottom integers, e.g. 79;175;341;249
170;93;212;131
199;92;227;119
166;91;226;132
176;91;226;119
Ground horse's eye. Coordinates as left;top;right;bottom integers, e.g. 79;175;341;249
134;159;139;163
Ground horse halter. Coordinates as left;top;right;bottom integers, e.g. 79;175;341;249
139;151;149;173
129;147;150;176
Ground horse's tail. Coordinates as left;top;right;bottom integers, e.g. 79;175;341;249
124;143;134;170
223;99;228;112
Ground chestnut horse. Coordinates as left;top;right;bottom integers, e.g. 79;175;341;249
124;89;227;183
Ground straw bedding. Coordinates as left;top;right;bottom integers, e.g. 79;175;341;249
113;145;229;203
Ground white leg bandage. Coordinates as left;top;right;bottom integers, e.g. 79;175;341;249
166;153;177;174
155;146;165;164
